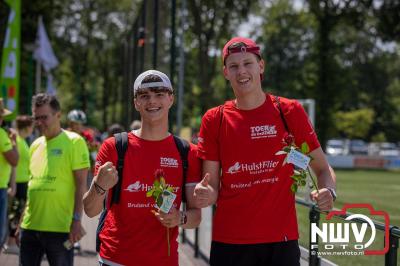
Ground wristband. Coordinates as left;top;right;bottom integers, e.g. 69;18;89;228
72;213;81;221
93;181;106;195
326;187;337;201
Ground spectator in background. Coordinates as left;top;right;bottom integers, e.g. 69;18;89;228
0;98;18;250
106;123;125;139
67;109;99;176
4;115;34;254
130;120;141;131
18;94;89;266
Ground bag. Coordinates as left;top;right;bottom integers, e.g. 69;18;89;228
95;132;190;252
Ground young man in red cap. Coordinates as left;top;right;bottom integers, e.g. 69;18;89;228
83;70;201;266
194;37;337;265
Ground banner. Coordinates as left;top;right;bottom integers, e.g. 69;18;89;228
0;0;20;120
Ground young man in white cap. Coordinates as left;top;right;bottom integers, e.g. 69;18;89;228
83;70;201;266
193;37;337;265
0;98;18;249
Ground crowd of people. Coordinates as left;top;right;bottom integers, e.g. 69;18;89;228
0;37;336;266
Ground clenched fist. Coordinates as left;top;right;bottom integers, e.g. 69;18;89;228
94;162;118;191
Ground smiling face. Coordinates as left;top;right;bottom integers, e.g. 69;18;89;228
134;87;174;124
223;52;265;97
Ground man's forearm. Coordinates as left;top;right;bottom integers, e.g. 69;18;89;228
83;179;107;217
181;208;201;229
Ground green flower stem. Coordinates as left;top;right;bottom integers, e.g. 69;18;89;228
167;228;170;256
307;167;319;192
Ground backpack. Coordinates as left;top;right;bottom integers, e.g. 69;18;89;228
95;132;190;252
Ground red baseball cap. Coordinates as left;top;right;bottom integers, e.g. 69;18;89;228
222;37;261;65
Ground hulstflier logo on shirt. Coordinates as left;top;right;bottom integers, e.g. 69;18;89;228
226;160;279;175
250;125;277;139
125;181;180;194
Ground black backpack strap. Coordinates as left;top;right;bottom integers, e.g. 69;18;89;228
173;135;190;203
111;132;128;206
274;96;291;134
96;132;128;252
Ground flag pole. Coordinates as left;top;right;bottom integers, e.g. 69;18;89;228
34;16;42;94
35;57;41;94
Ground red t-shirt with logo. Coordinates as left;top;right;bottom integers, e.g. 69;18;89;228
95;133;201;266
197;93;320;244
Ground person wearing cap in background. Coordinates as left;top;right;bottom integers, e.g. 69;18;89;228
83;70;202;266
193;37;337;265
0;98;19;251
18;93;89;265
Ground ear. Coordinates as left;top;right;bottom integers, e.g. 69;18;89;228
259;59;265;74
168;94;174;108
223;66;229;80
133;98;140;111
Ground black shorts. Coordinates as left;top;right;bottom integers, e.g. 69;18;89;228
210;240;300;266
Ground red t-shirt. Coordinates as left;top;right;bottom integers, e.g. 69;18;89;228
95;133;201;266
197;93;320;244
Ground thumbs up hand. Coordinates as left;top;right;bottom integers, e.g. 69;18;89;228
193;173;212;208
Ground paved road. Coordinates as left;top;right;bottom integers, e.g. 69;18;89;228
0;213;208;266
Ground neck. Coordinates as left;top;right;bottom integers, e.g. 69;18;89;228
45;127;62;140
135;120;170;141
17;129;29;139
235;89;266;110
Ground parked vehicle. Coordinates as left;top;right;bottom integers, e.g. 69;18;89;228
378;142;400;157
326;139;348;156
349;139;368;155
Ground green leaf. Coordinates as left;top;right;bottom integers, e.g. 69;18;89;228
154;190;161;199
275;150;288;155
156;195;163;207
166;187;174;192
291;175;302;181
283;147;291;153
300;180;306;186
160;177;166;186
154;180;160;189
301;142;310;154
290;183;298;193
146;189;155;197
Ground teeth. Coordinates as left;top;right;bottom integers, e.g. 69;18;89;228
239;78;250;83
147;107;161;112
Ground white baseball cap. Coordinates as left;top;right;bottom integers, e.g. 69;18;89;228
133;70;173;96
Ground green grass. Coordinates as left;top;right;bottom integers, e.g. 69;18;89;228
296;169;400;266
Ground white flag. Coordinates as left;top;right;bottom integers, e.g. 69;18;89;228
33;16;59;72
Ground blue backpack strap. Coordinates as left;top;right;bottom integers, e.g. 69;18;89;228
173;135;190;203
111;132;128;205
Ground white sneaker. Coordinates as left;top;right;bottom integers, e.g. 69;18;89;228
3;244;20;254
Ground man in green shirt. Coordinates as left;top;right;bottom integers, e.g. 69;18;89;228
0;98;19;248
19;94;90;266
